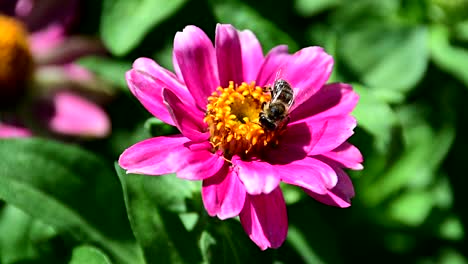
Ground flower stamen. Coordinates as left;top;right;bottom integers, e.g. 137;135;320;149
204;81;283;158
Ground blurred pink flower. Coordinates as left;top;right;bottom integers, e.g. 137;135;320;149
119;24;363;249
0;0;110;138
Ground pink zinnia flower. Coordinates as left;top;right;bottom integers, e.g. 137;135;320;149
119;24;363;250
0;0;110;138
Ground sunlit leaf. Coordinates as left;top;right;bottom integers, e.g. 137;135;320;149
100;0;187;55
115;164;201;264
0;205;58;263
430;24;468;88
294;0;341;17
352;84;398;152
0;138;140;264
340;23;428;96
69;245;112;264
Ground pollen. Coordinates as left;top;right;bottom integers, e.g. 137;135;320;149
204;81;282;158
0;15;34;100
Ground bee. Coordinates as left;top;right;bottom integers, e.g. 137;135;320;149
259;78;295;131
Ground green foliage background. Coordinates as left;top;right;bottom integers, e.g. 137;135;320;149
2;0;468;263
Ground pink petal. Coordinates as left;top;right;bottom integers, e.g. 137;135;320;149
279;157;338;195
202;165;246;219
266;122;312;163
320;143;363;170
232;157;281;195
293;115;357;156
303;165;355;208
215;24;243;87
29;24;66;56
172;50;184;82
290;83;358;123
239;187;288;250
174;26;219;110
0;122;32;138
238;29;264;83
119;135;221;180
280;47;334;112
126;57;195;126
177;144;225;180
119;135;191;175
256;45;290;87
36;91;110;138
162;88;209;142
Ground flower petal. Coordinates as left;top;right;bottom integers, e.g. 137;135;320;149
266;122;312;164
292;115;357;156
216;24;243;87
279;157;337;195
119;135;221;180
34;91;110;138
162;88;209;142
281;47;334;112
320;143;363;170
239;187;288;250
239;29;264;82
174;25;219;110
119;135;191;175
303;165;355;208
127;58;195;126
177;144;225;180
290;83;358;123
0;122;32;138
202;165;246;219
232;157;281;195
256;45;290;87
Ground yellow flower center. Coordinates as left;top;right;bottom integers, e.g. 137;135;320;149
204;81;284;158
0;15;34;100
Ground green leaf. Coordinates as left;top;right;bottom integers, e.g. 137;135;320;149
363;106;455;206
430;24;468;88
352;84;398;152
115;164;202;264
78;56;131;91
100;0;187;56
0;138;141;264
0;205;58;263
212;1;299;52
294;0;341;17
69;245;112;264
340;24;428;95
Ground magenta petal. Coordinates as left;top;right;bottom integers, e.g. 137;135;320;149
119;135;191;175
256;45;290;87
0;122;32;138
280;157;337;195
320;143;363;170
162;88;209;142
202;165;246;219
39;91;110;138
239;29;264;82
127;58;196;126
280;47;334;112
29;24;65;56
294;115;356;156
177;144;225;180
304;165;355;208
239;187;288;250
174;26;219;110
290;83;358;123
233;157;281;195
216;24;243;86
